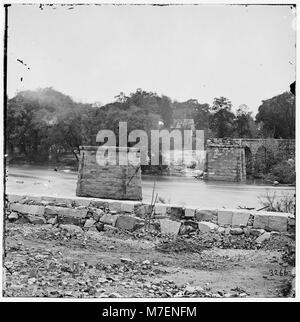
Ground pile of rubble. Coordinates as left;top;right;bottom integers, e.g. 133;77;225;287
4;225;252;298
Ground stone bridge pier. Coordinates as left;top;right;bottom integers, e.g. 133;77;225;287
76;146;142;200
204;138;295;182
204;142;246;182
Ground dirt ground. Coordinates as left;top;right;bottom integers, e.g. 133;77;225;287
3;223;295;298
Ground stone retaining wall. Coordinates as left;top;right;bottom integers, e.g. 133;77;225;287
5;194;294;237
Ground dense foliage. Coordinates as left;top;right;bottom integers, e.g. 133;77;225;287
256;92;295;139
6;87;295;179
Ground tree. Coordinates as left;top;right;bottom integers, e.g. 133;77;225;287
6;93;50;161
157;95;173;128
234;104;257;138
211;96;232;112
193;102;210;130
46;108;91;161
6;88;93;162
255;92;295;139
209;97;235;138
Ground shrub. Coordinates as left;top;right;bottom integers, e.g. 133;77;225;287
258;191;295;214
270;160;295;184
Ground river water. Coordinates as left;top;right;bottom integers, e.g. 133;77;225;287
5;165;295;209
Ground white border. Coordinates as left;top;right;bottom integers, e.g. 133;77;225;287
0;0;298;303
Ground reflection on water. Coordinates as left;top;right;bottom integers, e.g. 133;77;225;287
6;165;295;210
141;175;295;209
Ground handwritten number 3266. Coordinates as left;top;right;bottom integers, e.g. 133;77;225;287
269;268;288;276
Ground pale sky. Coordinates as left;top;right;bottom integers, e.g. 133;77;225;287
7;4;296;113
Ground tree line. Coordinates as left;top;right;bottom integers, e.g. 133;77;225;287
6;87;295;166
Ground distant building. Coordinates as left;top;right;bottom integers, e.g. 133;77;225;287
171;119;195;132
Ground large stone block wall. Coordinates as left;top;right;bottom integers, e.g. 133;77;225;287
209;138;295;158
76;146;142;201
204;144;246;182
6;194;294;234
239;139;295;159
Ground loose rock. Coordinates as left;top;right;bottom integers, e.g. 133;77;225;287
198;221;218;233
84;218;96;228
60;224;83;235
159;219;181;235
230;228;244;235
100;213;118;226
27;215;46;225
255;232;271;243
115;215;144;232
8;212;19;222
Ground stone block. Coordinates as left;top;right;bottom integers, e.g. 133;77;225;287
159;219;181;235
45;206;87;217
18;197;30;204
115;215;144;232
108;201;122;212
44;207;87;225
250;228;265;237
8;212;19;221
44;206;60;219
169;207;184;220
55;197;73;205
100;213;119;226
104;224;118;232
184;208;195;218
253;211;290;232
92;208;105;222
27;215;46;225
41;196;56;203
217;210;233;226
42;196;73;207
26;196;43;203
217;227;226;234
134;204;151;218
198;221;218;233
154;204;168;216
47;217;57;225
268;215;287;232
121;202;135;213
232;211;251;227
230;227;244;235
253;214;269;229
73;198;92;208
84;218;96;228
7;195;25;203
9;203;45;216
195;209;217;222
89;200;109;209
255;232;271;243
60;224;83;235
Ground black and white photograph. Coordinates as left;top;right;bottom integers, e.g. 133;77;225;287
1;1;297;303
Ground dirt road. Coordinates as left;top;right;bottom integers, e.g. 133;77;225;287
3;223;294;298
